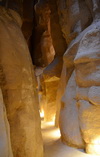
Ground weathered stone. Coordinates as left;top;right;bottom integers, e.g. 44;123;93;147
0;7;43;157
78;100;100;155
57;0;92;45
55;63;67;127
48;0;67;56
76;87;89;101
88;86;100;106
58;1;100;156
43;57;63;121
75;24;100;87
41;31;55;66
60;72;84;148
33;0;55;67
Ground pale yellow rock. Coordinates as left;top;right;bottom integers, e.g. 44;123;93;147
78;100;100;155
60;72;84;148
74;25;100;87
0;7;43;157
55;63;67;127
76;87;89;101
43;57;63;122
59;4;100;155
86;143;100;156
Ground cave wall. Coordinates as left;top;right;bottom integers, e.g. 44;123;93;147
35;0;100;156
56;0;100;155
0;0;100;156
0;5;43;157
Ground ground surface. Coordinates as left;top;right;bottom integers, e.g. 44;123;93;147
41;121;99;157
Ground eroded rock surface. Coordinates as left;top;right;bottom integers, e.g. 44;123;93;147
55;0;100;155
0;0;100;156
0;6;43;157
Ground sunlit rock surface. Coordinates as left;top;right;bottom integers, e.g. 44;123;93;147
0;6;43;157
0;0;100;156
43;57;63;122
55;0;100;155
60;72;84;148
74;20;100;155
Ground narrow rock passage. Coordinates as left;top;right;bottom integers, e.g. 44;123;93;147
41;121;99;157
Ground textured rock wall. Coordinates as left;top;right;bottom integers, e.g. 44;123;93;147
0;6;43;157
34;0;100;155
0;0;99;156
32;0;55;67
56;0;100;155
43;57;63;121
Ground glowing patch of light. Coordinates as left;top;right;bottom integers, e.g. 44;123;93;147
89;136;100;156
90;155;100;157
41;120;61;141
39;110;44;118
93;136;100;144
49;128;61;139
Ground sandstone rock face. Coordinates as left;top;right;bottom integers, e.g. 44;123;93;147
48;0;67;56
74;20;100;155
33;0;55;67
56;0;100;155
43;57;63;121
57;0;93;45
0;88;13;157
60;72;84;148
0;0;100;156
34;0;67;124
55;63;67;127
88;86;100;106
0;7;43;157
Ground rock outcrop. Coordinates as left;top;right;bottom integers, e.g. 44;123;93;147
0;6;43;157
55;0;100;155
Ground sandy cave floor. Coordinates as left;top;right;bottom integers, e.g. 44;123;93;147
41;121;99;157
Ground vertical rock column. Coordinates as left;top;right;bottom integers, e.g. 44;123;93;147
0;7;43;157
